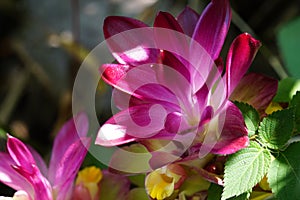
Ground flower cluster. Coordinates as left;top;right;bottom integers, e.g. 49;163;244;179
93;0;279;199
3;0;299;199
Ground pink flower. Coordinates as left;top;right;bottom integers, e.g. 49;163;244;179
95;0;274;161
0;114;91;200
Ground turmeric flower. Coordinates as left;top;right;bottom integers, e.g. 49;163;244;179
0;114;90;200
96;0;261;158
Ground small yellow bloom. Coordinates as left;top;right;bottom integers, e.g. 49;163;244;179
75;166;103;199
145;164;186;200
265;102;283;115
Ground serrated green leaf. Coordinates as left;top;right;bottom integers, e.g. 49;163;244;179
234;102;260;137
268;142;300;200
222;142;271;200
290;91;300;133
258;109;294;150
273;78;300;102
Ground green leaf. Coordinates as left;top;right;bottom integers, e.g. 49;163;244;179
126;188;149;200
277;17;300;78
290;91;300;133
268;142;300;200
234;102;260;137
180;173;210;196
273;78;300;102
222;142;271;200
0;129;6;139
258;109;294;150
208;184;223;200
228;192;249;200
128;174;146;188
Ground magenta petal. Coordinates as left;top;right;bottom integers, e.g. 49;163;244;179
154;11;184;33
53;138;90;200
27;146;48;178
160;51;191;82
112;89;145;110
48;114;89;185
12;164;52;200
100;64;130;86
177;7;200;37
102;64;184;108
230;73;278;114
195;84;209;112
96;104;171;146
191;0;231;60
7;135;36;174
226;33;261;95
0;152;34;197
103;16;159;66
210;101;249;155
104;16;148;38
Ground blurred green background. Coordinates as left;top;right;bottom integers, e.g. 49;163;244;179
0;0;300;196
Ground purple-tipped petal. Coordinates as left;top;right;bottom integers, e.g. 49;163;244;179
154;11;184;33
7;135;35;174
177;7;200;37
191;0;231;60
230;73;278;114
210;101;249;154
53;138;91;200
103;16;159;66
226;33;261;96
0;152;34;198
49;114;89;185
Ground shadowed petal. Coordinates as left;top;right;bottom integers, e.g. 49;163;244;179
226;33;261;95
211;101;249;154
103;16;159;66
191;0;231;60
154;11;184;33
177;7;200;37
230;73;278;114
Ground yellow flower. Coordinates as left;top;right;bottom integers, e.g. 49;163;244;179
75;166;103;199
145;164;186;200
265;102;283;115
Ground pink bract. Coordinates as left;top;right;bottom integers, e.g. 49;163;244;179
96;0;275;160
